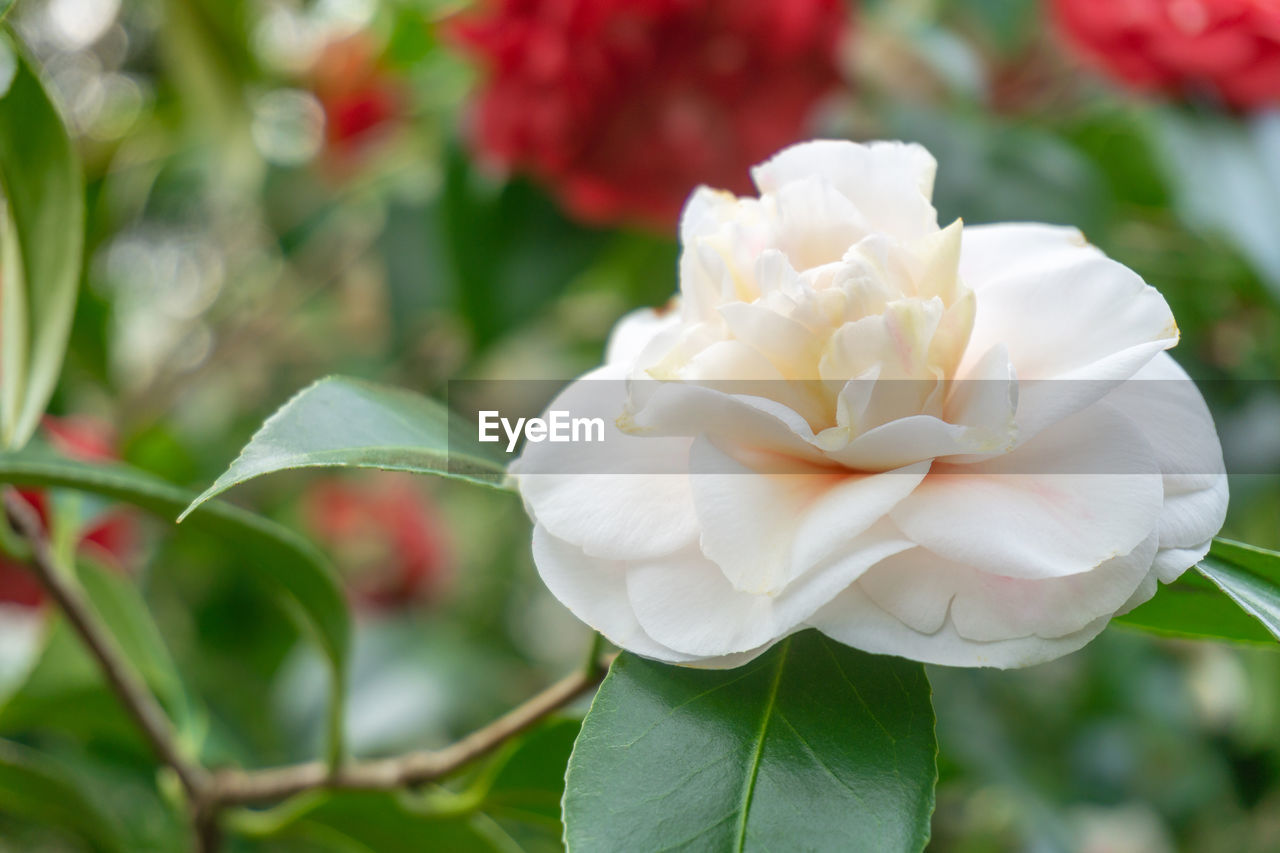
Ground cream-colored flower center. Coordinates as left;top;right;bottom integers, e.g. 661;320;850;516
637;213;975;445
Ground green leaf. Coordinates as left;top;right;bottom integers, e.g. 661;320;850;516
180;375;510;523
565;632;937;852
484;718;580;852
0;449;350;755
1115;568;1274;644
0;561;201;748
78;560;199;736
440;146;610;351
0;32;84;449
230;789;523;853
1115;572;1275;644
0;1;15;24
1116;539;1280;645
0;739;128;852
1197;539;1280;641
0;618;147;743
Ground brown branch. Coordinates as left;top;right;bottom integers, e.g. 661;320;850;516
209;656;610;807
1;488;210;801
4;483;611;846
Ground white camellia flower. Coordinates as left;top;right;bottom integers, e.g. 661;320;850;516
513;139;1228;669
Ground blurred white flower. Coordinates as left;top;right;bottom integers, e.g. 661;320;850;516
515;139;1228;669
0;606;43;695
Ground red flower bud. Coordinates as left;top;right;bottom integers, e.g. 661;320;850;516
313;34;405;158
302;475;453;611
1053;0;1280;110
451;0;851;228
0;417;136;609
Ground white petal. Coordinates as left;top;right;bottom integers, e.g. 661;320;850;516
817;346;1016;469
1151;545;1212;583
790;462;931;581
689;435;928;594
531;525;761;667
958;223;1095;291
769;176;870;270
626;525;913;657
514;367;699;561
689;438;840;595
822;414;990;471
891;402;1164;578
751;140;939;241
623;379;829;462
717;299;821;380
810;583;1111;669
605;308;680;367
1116;570;1159;616
959;223;1178;437
679;187;742;245
672;339;787;384
678;192;773;321
820;298;944;386
857;532;1157;643
1102;353;1228;582
946;343;1019;442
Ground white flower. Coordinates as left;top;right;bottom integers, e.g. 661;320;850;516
513;140;1228;669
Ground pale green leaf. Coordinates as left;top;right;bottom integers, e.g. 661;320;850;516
181;375;510;523
0;738;128;852
1197;538;1280;642
0;32;84;448
1117;538;1280;646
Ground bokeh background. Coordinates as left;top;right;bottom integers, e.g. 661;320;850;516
2;0;1280;849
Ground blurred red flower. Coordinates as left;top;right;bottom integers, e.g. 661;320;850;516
451;0;851;228
0;417;137;609
1053;0;1280;110
313;35;404;159
302;475;453;611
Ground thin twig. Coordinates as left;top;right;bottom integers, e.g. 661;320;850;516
1;488;210;800
209;656;611;807
4;482;613;845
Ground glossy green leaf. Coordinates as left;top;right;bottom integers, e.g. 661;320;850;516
565;631;937;852
1115;568;1274;644
0;739;127;852
0;33;84;449
0;450;349;755
1116;539;1280;645
1196;539;1280;641
181;375;510;523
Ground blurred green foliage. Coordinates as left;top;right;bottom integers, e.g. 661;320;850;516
0;0;1278;850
